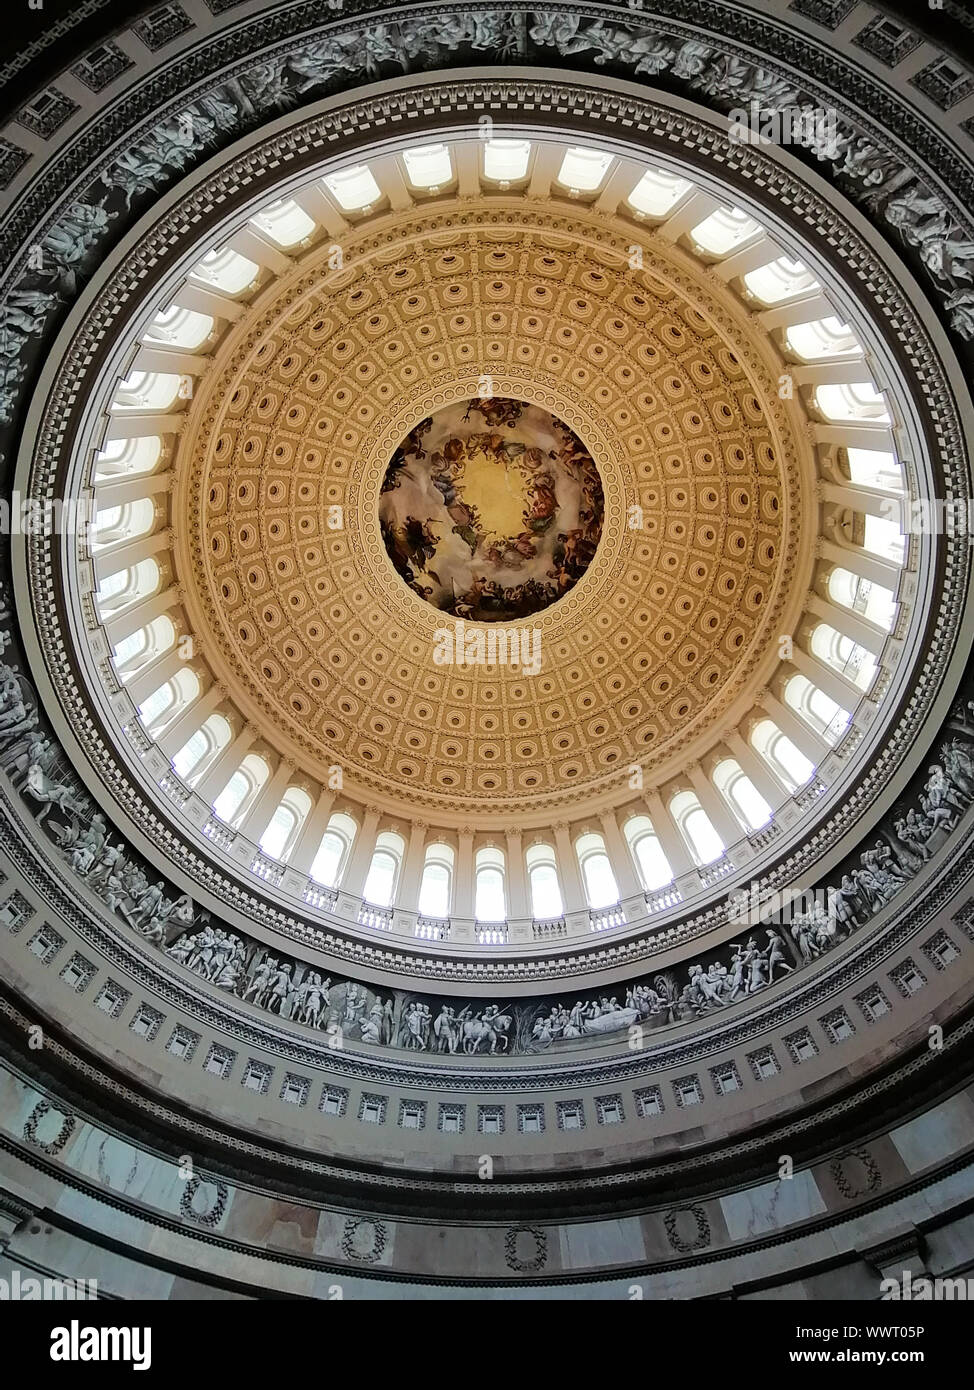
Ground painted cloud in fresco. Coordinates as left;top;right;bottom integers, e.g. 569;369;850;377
379;398;604;621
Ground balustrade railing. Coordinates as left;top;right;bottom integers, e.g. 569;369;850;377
590;903;627;932
415;915;450;941
118;735;853;950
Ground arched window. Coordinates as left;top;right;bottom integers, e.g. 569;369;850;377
418;842;455;917
172;729;209;780
784;674;850;743
144;305;213;352
815;381;890;423
138;667;199;732
526;843;564;918
669;791;724;866
743;255;815;304
92;435;163;481
309;812;357;888
260;802;298;862
91;497;155;549
196;714;230;775
113;369;185;413
363;830;405;907
828;567;896;631
475;846;507;922
190;245;259;294
862;514;905;565
555;146;612;193
173;714;231;782
575;832;620;910
712;758;772;832
259;787;312;863
96;558;161;616
322;164;382;211
627;166;691;218
690;204;760;255
623;815;673;890
402;143;454;190
212;770;249;824
114;615;175;676
845;448;902;492
785;315;860;360
750;719;814;791
250;198;316;249
212;753;268;825
810;622;877;692
482;138;531;183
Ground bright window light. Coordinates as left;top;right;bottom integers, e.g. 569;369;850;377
786;316;861;360
483;138;531;182
743;256;817;303
529;862;563;918
191;246;259;295
213;770;249;824
691;205;761;256
418;861;451;917
322;165;382;211
475;867;506;921
173;729;209;780
556;147;612;192
846;448;902;491
633;832;673;890
402;143;453;189
138;682;174;728
260;804;296;861
310;832;344;888
816;382;891;424
251;198;316;247
576;833;620;909
143;305;213;350
863;514;905;564
828;568;897;630
627;167;692;217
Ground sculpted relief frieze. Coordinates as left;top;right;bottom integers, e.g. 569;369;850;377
3;570;974;1060
0;6;973;473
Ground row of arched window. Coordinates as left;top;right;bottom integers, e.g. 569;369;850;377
153;743;807;920
81;141;912;931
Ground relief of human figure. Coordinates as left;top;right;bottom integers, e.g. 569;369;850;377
0;729;50;783
764;928;794;981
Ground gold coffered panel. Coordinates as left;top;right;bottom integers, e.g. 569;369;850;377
175;204;807;820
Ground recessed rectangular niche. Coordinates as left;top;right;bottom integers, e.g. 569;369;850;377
517;1104;545;1134
400;1101;427;1131
595;1094;625;1124
320;1086;348;1116
166;1026;199;1061
438;1104;465;1134
130;1003;164;1041
634;1086;664;1117
241;1060;272;1095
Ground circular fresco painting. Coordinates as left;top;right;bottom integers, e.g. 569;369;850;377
379;398;604;621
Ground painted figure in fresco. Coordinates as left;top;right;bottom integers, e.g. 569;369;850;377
378;402;604;621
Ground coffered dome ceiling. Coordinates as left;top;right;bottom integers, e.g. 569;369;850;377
3;0;974;1304
177;208;797;817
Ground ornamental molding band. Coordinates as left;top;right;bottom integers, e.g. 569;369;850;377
2;0;974;1308
11;80;971;984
